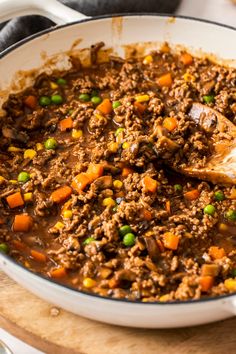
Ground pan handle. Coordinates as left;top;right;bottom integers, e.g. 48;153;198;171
0;0;89;25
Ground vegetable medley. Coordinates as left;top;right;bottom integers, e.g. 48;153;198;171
0;42;236;301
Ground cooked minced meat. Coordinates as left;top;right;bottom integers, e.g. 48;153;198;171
0;43;236;302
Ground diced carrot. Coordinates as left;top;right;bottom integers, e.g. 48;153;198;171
50;186;72;204
163;232;179;250
134;101;146;114
24;95;37;109
50;267;67;278
157;73;172;87
201;264;219;277
6;192;24;209
199;276;214;292
12;239;26;250
122;167;134;177
13;214;33;232
208;246;226;260
30;249;47;263
157;239;165;253
180;52;193;66
0;218;4;224
163;117;178;132
62;200;72;212
59;117;73;131
72;173;91;193
142;176;158;193
184;189;200;201
141;209;152;221
97;99;112;115
87;164;104;180
166;200;171;214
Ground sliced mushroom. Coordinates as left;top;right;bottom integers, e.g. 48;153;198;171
144;236;160;262
109;269;136;289
154;136;180;159
91;41;105;64
93;175;113;189
103;163;120;175
2;125;29;143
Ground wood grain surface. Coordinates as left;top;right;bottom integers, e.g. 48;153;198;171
1;271;236;354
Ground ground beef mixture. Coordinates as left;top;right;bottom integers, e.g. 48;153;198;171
0;43;236;302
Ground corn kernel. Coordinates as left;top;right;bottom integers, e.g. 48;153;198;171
50;81;58;89
8;146;21;152
113;180;123;189
9;180;17;184
218;223;229;232
143;55;153;65
83;277;97;288
95;113;104;120
122;142;130;149
54;221;64;230
224;278;236;292
0;176;6;183
24;149;36;159
23;192;33;202
24;261;30;268
36;143;43;151
108;142;119;153
72;129;83;139
135;94;150;103
183;73;196;82
159;294;169;302
102;197;116;207
63;210;73;219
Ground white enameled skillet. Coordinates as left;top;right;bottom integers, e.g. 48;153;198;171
0;0;235;328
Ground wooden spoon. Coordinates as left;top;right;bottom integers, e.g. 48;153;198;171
178;103;236;184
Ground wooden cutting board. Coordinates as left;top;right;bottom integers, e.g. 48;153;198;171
1;271;236;354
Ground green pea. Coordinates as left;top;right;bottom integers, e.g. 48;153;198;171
83;237;95;245
44;138;57;150
214;191;225;201
39;96;51;106
225;209;236;221
79;93;90;102
174;184;182;192
112;101;121;109
231;269;236;277
91;96;102;105
204;204;216;216
91;90;99;97
115;127;124;136
51;94;63;105
0;243;9;254
203;95;214;104
18;171;30;183
57;78;67;85
112;206;118;213
119;225;132;237
123;233;136;247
